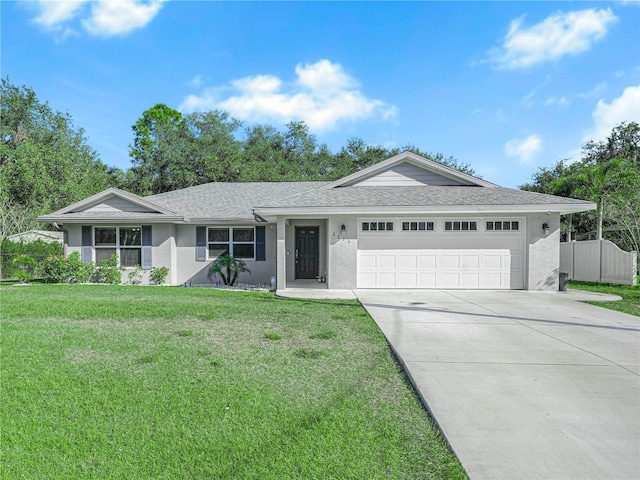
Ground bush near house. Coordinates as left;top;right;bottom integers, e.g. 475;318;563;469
0;239;62;279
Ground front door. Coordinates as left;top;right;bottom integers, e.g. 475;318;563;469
295;226;319;279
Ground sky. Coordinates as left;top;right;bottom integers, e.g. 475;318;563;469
2;1;639;189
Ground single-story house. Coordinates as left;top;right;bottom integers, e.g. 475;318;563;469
38;152;596;291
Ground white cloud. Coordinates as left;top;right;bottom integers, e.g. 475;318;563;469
26;0;166;37
180;60;398;131
33;0;88;26
490;8;617;69
83;0;166;36
583;85;640;142
504;135;542;164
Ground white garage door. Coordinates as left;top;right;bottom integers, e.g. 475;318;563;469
357;235;524;289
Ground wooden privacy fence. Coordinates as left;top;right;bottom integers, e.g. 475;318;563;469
560;240;637;286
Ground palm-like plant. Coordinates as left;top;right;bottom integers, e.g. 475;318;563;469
207;254;251;286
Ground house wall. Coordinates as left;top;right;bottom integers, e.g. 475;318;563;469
175;224;277;286
327;215;358;290
526;213;561;291
64;223;175;284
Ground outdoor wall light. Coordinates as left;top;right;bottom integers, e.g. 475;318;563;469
341;224;346;234
542;222;550;235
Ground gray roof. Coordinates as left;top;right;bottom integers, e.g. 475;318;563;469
255;185;593;208
146;182;328;220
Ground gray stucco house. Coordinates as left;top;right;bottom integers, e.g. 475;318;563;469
38;152;595;291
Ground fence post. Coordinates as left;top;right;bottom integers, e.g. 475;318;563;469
598;239;603;283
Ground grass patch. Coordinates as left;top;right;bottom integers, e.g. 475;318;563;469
0;285;465;479
176;329;193;337
569;280;640;317
264;332;283;340
309;330;336;340
294;347;326;359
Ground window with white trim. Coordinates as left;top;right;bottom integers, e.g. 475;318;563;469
208;227;255;259
361;221;394;232
444;221;477;231
402;221;434;231
94;226;141;267
486;221;519;231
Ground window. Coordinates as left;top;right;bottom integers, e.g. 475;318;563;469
208;227;255;259
94;226;141;267
402;221;434;231
444;221;477;231
361;221;393;232
486;221;519;232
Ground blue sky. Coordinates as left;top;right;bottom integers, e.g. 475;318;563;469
3;1;639;188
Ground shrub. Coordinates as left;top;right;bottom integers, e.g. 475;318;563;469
93;254;124;284
128;266;144;285
149;266;169;285
11;254;36;283
207;254;250;286
42;252;94;284
0;239;62;279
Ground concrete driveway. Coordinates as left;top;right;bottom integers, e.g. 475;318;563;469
356;289;640;480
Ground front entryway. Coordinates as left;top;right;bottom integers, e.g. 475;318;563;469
295;226;319;279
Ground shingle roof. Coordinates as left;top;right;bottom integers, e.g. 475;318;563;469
254;185;593;208
145;182;328;220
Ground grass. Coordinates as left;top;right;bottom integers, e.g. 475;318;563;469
569;280;640;316
0;285;465;479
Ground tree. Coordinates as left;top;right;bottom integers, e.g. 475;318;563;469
521;122;640;249
128;106;244;194
129;103;185;195
1;78;115;223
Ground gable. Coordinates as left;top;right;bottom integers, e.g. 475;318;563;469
349;162;465;187
322;151;497;189
78;195;158;214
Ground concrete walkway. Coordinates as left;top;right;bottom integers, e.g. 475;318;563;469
356;289;640;480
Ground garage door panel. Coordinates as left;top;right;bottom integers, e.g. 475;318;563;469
461;273;480;287
378;272;396;287
483;254;502;269
398;272;418;287
378;255;396;269
418;273;437;287
399;254;418;269
461;254;480;269
359;254;377;269
483;273;502;288
442;255;459;268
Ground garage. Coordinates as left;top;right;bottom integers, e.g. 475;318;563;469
356;219;525;289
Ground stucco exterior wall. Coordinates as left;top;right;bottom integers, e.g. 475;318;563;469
327;215;358;290
175;224;276;286
63;223;175;284
526;213;561;291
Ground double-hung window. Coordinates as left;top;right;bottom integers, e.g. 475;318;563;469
94;226;142;267
208;227;255;259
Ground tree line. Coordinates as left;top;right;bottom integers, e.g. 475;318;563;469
1;78;471;238
1;77;639;254
520;121;640;253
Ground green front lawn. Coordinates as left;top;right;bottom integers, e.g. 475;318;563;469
1;285;465;479
569;280;640;317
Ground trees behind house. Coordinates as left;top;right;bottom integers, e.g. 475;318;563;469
521;122;640;253
0;78;122;238
127;104;477;195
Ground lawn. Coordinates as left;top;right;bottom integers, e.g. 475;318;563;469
569;280;640;317
1;285;465;479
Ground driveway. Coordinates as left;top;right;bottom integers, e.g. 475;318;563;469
355;289;640;480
